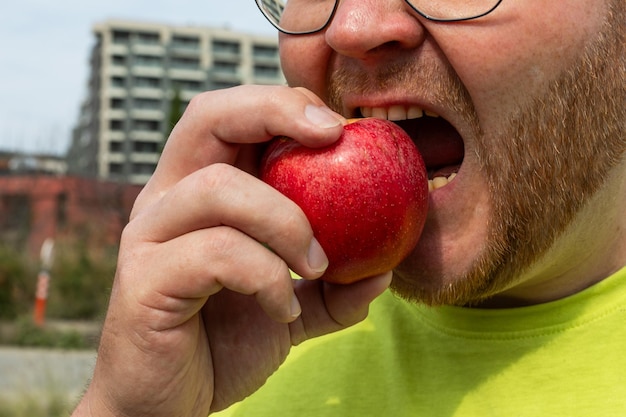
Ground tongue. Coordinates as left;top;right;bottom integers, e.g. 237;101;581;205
395;117;464;170
431;164;461;179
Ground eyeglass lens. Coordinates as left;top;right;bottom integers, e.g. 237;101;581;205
256;0;503;33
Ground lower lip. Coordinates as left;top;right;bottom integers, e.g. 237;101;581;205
427;171;460;211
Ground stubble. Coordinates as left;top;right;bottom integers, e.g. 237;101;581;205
326;1;625;306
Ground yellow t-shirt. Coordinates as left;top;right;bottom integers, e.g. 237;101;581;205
217;266;626;416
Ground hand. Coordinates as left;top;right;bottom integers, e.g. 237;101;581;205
72;85;392;417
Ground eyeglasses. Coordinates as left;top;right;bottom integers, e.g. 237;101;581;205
255;0;504;35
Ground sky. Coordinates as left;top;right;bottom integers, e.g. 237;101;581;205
0;0;276;155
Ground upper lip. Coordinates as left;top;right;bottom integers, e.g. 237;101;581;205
343;94;458;126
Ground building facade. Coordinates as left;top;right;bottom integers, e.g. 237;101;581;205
67;20;284;185
0;175;142;257
0;151;67;176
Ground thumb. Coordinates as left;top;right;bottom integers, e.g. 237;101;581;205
290;271;393;346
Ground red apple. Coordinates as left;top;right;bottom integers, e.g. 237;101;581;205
260;118;428;284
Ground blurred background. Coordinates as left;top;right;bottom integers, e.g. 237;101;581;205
0;1;281;414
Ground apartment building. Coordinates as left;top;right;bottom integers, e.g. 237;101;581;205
67;19;285;185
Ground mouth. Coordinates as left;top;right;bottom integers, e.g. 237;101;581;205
358;105;465;191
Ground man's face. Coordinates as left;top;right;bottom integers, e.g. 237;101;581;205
279;0;625;305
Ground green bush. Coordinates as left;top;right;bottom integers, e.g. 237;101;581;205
0;242;116;322
46;246;115;320
4;316;91;350
0;246;36;319
0;239;117;350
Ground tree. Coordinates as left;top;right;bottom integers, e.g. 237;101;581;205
160;84;184;154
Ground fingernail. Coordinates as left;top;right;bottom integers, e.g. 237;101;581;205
305;105;342;129
307;237;329;274
291;295;302;318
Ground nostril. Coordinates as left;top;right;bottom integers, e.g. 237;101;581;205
325;0;428;57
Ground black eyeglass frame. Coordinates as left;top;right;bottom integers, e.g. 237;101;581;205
255;0;504;35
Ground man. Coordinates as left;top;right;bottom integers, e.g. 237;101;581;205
73;0;625;415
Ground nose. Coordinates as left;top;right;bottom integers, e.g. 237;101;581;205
324;0;427;59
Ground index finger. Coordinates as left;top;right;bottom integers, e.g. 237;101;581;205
134;85;345;216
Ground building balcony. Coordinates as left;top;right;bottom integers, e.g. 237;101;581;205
130;152;160;164
108;43;130;55
130;88;163;99
128;131;163;141
129;109;164;119
130;43;165;56
131;66;164;78
167;67;207;81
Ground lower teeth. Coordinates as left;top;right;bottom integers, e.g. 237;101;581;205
428;172;457;191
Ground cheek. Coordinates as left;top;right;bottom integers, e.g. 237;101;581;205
279;35;331;97
434;2;605;128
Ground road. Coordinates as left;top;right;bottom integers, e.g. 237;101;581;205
0;347;96;404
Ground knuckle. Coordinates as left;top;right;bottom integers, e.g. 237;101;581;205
264;85;294;110
205;226;290;291
194;163;240;199
264;255;290;286
119;215;146;245
183;91;212;118
203;162;237;182
204;226;242;262
270;205;311;247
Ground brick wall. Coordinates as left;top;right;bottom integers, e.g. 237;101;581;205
0;176;143;257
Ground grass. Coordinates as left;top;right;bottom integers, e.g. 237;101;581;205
0;391;74;417
0;316;97;350
0;356;84;417
0;241;112;351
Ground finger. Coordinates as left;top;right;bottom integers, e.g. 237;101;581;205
128;163;327;279
135;86;345;215
198;86;344;147
288;271;393;346
119;225;299;325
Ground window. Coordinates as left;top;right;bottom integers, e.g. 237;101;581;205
133;162;157;175
172;35;200;49
171;57;200;70
0;194;31;243
210;81;240;90
172;79;203;91
254;65;280;78
136;32;160;45
110;98;125;109
133;141;159;153
109;141;124;152
109;162;123;175
110;120;124;131
134;55;162;67
56;193;67;228
133;98;162;110
111;76;126;87
132;119;160;132
112;30;131;44
253;45;278;59
112;55;127;66
213;40;240;55
213;61;238;74
134;76;161;88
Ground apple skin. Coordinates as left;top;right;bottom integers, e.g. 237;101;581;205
260;118;428;284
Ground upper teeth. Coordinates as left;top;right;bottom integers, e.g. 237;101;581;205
360;106;439;121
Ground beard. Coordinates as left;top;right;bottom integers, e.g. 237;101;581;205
326;0;625;306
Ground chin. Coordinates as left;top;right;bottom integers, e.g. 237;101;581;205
390;226;505;306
